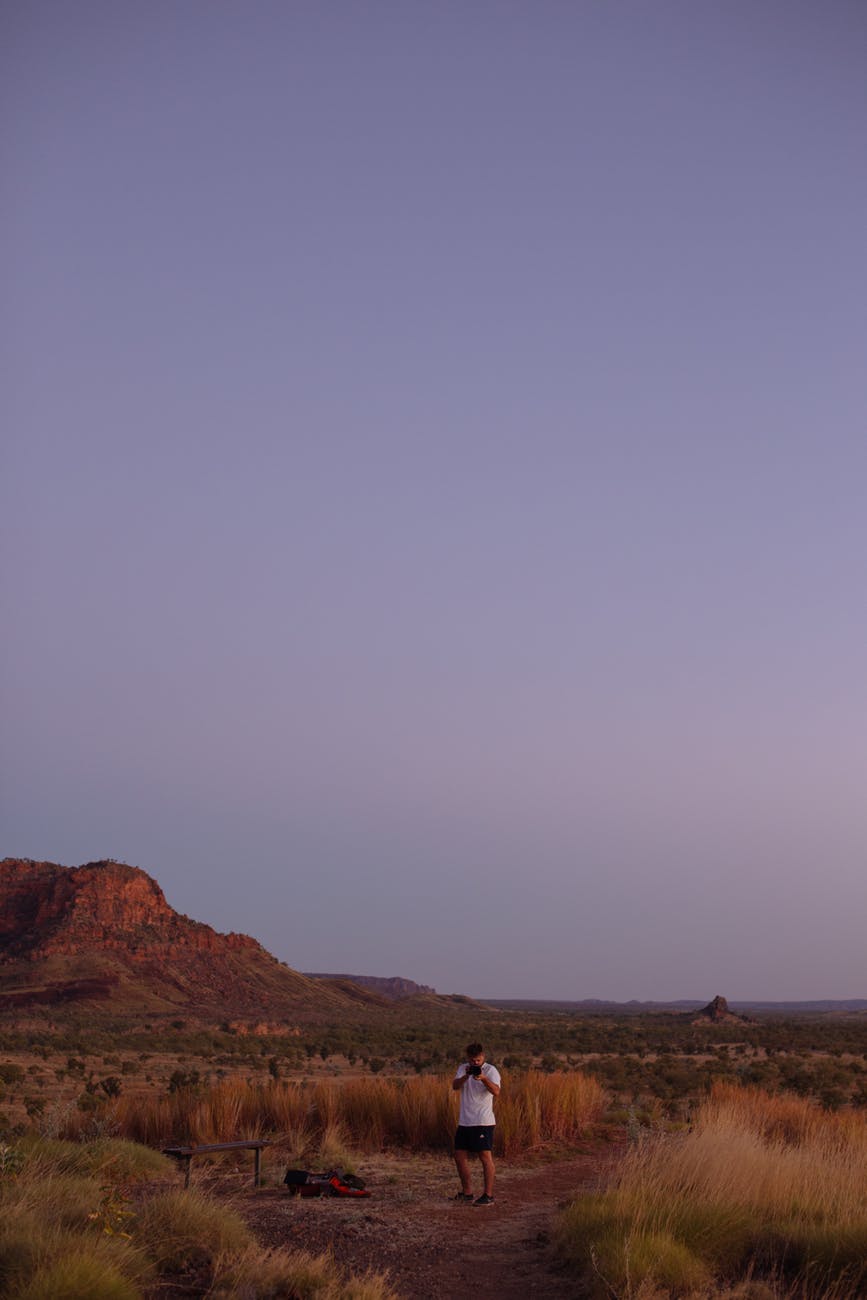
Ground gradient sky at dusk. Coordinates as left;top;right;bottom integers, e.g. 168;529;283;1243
3;2;866;1000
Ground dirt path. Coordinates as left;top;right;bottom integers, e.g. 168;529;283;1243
243;1144;621;1298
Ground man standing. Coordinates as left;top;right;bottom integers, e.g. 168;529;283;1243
452;1041;501;1205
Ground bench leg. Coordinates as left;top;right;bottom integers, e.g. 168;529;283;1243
183;1155;191;1189
254;1147;261;1187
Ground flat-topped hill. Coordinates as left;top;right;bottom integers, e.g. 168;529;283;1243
304;973;436;1000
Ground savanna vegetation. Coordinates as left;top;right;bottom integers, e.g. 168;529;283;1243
555;1083;867;1298
1;1004;866;1297
0;1134;398;1299
1;1004;865;1138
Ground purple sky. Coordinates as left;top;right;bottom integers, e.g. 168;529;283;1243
3;2;866;1000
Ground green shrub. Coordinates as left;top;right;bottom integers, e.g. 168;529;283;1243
0;1217;151;1298
14;1251;142;1300
752;1219;867;1292
78;1138;173;1182
626;1230;710;1293
20;1137;172;1183
2;1173;97;1230
136;1189;251;1273
554;1191;631;1274
661;1197;755;1271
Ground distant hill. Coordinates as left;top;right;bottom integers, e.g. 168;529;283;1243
0;858;386;1021
481;997;867;1015
305;973;436;1000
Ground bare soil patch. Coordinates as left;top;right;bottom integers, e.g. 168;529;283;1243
235;1143;622;1298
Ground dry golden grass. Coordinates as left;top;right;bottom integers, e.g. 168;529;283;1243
106;1069;605;1157
208;1244;400;1299
136;1188;251;1273
497;1070;606;1154
555;1083;867;1298
0;1134;404;1299
12;1251;142;1300
19;1136;174;1182
0;1189;153;1299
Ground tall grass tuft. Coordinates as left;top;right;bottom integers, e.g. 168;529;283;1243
495;1071;605;1154
13;1252;142;1300
136;1188;251;1274
0;1202;153;1298
209;1244;401;1299
555;1083;867;1298
108;1069;605;1156
19;1137;174;1182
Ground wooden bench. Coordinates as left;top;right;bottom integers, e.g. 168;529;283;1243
162;1140;271;1188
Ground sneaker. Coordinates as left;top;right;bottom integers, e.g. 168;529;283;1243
473;1194;495;1206
452;1192;474;1203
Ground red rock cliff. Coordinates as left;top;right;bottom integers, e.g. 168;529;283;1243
0;858;261;961
0;858;411;1018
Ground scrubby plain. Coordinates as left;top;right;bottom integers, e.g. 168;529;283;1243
2;1004;866;1137
2;1005;866;1297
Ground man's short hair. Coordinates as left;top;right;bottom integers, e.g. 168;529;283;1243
465;1042;484;1058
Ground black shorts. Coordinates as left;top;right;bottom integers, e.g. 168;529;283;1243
454;1125;495;1152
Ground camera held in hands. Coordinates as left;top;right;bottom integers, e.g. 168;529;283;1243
466;1063;483;1077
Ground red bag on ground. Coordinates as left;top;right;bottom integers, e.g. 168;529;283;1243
327;1173;371;1198
284;1169;371;1197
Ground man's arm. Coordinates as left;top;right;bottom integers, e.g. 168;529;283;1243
481;1073;500;1097
452;1067;469;1091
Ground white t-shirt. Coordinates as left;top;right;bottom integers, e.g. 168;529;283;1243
455;1062;501;1127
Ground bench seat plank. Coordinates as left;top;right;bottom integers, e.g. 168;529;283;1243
163;1140;270;1155
162;1139;271;1187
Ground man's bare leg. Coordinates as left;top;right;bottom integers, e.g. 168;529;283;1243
454;1149;473;1195
479;1150;495;1197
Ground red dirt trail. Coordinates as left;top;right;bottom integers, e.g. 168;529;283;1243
243;1144;620;1298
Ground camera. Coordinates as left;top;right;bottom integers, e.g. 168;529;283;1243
466;1063;483;1077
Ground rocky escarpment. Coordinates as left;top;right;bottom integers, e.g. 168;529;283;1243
304;973;436;1000
0;858;378;1019
0;858;260;961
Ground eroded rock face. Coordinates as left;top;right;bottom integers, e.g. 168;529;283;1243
0;858;259;961
304;972;436;999
0;859;67;950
